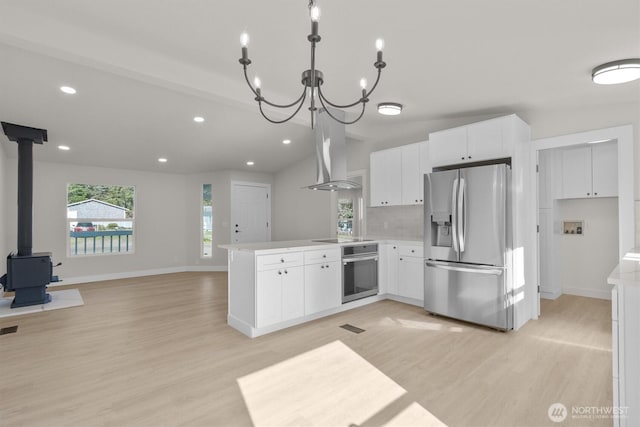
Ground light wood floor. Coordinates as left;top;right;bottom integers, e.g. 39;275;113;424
0;272;612;427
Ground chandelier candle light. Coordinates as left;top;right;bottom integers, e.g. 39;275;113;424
239;0;386;128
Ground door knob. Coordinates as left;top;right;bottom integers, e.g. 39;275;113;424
235;230;240;233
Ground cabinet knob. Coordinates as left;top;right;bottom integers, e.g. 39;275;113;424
461;157;465;160
278;270;282;275
587;193;590;196
411;249;415;253
323;254;326;258
325;264;330;269
400;257;403;261
284;270;288;274
280;258;285;263
321;265;325;269
393;246;396;249
594;192;598;195
468;156;472;159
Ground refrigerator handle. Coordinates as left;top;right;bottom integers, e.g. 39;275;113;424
451;178;459;253
458;177;466;253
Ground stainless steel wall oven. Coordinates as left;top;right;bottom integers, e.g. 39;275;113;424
342;243;378;303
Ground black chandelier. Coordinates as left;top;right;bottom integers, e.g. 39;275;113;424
239;0;386;128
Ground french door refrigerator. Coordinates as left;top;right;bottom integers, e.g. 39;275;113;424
423;163;513;330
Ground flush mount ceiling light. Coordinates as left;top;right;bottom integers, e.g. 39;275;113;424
238;0;387;128
377;102;403;116
246;161;255;166
282;139;291;145
592;59;640;85
193;116;205;123
158;158;168;163
60;86;76;94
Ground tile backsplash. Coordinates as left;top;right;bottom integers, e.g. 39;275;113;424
366;205;424;239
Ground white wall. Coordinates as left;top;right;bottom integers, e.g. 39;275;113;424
556;198;619;299
272;155;333;241
185;170;274;269
4;160;189;282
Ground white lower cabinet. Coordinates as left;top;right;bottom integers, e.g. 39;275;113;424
304;260;341;315
256;265;304;328
398;255;424;300
380;242;424;303
398;245;424;301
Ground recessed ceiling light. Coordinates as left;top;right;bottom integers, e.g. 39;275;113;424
377;102;403;116
246;161;254;166
193;116;205;123
158;158;168;163
60;86;76;94
592;59;640;85
282;139;291;144
57;145;70;151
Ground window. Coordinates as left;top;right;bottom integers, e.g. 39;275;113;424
202;184;212;257
337;198;354;238
67;184;135;256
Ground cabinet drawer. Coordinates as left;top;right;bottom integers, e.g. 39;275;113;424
257;252;303;271
399;246;423;258
304;248;341;265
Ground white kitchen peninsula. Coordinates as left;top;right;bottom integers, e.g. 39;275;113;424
608;249;640;427
220;239;423;338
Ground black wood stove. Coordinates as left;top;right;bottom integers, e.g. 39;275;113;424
0;122;59;308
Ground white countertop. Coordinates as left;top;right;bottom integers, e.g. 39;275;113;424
219;237;423;253
608;247;640;287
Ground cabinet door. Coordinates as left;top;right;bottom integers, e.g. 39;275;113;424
379;244;399;295
592;142;618;197
281;266;304;321
370;148;402;206
401;143;422;205
429;127;467;167
256;269;283;327
467;119;504;162
304;261;341;315
398;256;424;301
561;146;592;198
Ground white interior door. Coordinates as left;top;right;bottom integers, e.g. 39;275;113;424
231;182;271;244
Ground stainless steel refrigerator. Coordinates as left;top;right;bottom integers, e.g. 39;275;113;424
423;163;513;330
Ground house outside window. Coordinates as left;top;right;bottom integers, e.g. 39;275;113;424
67;184;135;256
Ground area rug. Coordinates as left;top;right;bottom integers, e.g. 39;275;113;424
0;289;84;318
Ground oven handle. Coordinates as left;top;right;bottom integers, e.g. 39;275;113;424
342;255;379;264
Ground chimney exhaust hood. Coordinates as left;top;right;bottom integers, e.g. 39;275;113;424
306;108;360;191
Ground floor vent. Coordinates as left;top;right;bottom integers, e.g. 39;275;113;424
340;324;365;334
0;325;18;335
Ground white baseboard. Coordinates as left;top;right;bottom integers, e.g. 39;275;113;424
384;294;424;307
562;287;611;300
185;266;227;272
51;265;227;286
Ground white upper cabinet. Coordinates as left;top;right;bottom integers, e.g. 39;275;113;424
561;141;617;199
429;116;514;168
429;126;468;166
467;119;504;161
401;141;429;205
370;147;402;206
370;141;429;207
591;141;618;197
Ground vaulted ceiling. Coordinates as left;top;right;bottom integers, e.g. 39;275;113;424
0;0;637;173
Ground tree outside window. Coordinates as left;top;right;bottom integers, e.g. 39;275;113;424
337;198;353;237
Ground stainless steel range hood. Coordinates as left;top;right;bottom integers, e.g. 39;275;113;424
306;108;360;191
